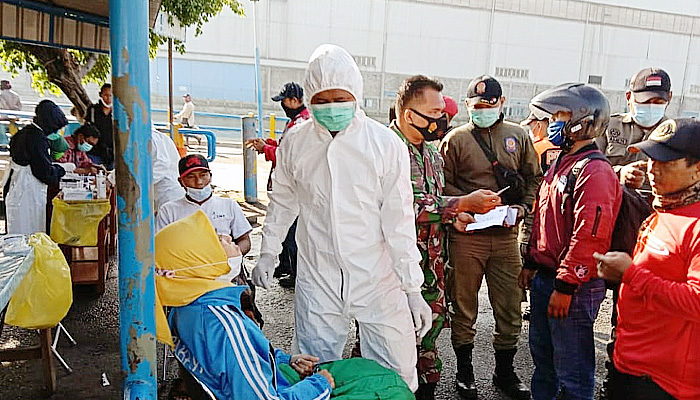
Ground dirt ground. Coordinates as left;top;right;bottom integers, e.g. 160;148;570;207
0;147;614;399
0;221;614;399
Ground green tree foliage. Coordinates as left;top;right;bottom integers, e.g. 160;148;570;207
151;0;245;57
0;0;244;112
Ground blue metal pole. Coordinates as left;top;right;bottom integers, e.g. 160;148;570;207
109;0;157;399
255;47;264;138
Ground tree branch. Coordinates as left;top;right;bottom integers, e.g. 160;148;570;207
78;53;98;79
17;44;93;115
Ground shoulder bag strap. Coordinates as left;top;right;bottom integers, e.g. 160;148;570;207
470;130;499;166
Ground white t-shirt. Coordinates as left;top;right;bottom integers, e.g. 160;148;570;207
156;195;252;240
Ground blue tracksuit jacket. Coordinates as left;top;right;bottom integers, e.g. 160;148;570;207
169;286;332;400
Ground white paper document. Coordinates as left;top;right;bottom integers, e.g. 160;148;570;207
464;206;519;231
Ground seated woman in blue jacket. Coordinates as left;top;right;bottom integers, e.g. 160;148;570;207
155;210;334;400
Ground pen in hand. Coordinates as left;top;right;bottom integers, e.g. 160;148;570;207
496;186;511;196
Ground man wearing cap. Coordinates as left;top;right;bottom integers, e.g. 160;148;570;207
0;80;22;111
595;67;672;190
245;82;311;287
440;75;540;399
175;93;196;129
247;82;311;167
443;95;459;131
594;67;672;398
156;154;252;255
521;111;561;174
594;118;700;400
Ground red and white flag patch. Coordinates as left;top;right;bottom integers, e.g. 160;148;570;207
646;75;662;87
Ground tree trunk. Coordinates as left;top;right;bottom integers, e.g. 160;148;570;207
17;44;93;117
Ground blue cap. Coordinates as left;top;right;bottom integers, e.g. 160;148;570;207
629;118;700;161
272;82;303;102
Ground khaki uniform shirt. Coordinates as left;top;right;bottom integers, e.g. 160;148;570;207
594;112;667;167
439;118;542;211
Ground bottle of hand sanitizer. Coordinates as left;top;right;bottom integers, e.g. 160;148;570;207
96;171;107;199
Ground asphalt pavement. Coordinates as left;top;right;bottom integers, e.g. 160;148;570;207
0;147;614;399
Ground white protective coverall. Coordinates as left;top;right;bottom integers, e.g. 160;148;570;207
151;127;185;211
256;44;424;391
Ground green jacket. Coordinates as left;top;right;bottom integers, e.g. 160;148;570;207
279;358;414;400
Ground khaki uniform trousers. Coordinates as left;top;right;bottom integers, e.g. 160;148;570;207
447;227;523;350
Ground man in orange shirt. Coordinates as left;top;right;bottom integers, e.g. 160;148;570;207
521;111;560;173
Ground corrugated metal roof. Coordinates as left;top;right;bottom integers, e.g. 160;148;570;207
0;0;162;53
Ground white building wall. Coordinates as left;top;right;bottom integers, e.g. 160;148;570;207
149;0;700;121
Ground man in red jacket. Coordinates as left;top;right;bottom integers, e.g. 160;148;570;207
246;82;310;287
595;118;700;400
520;83;622;400
247;82;310;172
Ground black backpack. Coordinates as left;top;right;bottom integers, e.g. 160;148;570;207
563;153;653;255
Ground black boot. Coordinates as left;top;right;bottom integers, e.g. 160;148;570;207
415;382;436;400
454;344;477;399
278;273;296;288
493;349;530;400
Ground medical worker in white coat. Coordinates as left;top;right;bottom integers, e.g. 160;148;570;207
252;44;431;392
151;127;185;211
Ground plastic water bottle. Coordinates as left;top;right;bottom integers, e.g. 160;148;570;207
96;171;107;199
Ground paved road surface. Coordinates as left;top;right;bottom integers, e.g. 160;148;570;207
0;148;613;399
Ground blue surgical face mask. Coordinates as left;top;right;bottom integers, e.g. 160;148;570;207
77;141;93;152
470;107;501;128
632;103;666;128
310;102;356;132
547;121;567;146
186;184;212;203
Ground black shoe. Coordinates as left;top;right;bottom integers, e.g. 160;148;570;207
493;349;530;400
415;382;436;400
278;274;296;288
454;344;477;399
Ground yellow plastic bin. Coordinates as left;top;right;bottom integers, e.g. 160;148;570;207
50;198;111;246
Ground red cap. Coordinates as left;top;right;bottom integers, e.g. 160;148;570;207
443;95;458;117
178;154;210;178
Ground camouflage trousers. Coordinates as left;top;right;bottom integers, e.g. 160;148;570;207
417;250;447;385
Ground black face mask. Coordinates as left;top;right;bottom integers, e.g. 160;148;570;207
409;109;449;141
281;103;306;120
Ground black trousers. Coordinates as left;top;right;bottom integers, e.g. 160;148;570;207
609;364;676;400
274;218;298;278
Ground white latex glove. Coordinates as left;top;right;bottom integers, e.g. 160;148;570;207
251;254;276;289
406;292;433;339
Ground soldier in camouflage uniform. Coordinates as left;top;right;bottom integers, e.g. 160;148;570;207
392;75;501;400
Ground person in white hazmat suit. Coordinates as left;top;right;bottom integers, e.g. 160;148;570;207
151;127;185;211
251;44;431;392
